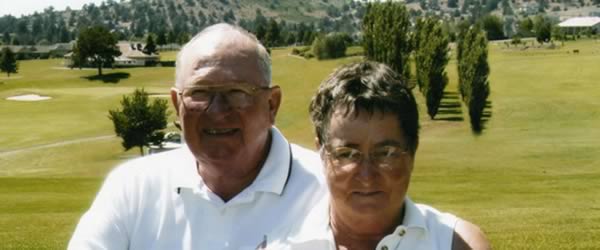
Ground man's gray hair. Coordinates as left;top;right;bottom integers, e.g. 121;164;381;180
174;23;271;88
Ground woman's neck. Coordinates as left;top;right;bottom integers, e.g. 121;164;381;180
330;205;405;250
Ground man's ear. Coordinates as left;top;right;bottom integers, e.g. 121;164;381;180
170;87;180;117
267;86;282;124
314;137;321;151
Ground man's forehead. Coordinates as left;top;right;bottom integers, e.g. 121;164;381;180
182;36;260;70
180;54;264;88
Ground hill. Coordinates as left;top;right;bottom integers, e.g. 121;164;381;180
0;0;363;46
1;0;598;47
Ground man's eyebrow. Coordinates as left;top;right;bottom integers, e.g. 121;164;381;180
374;140;405;148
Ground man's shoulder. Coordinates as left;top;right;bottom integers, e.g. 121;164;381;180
107;148;190;184
289;144;321;168
288;143;326;182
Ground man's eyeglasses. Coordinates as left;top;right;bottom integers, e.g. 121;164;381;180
321;145;409;171
175;84;273;112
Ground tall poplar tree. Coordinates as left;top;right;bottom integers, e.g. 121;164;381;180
362;1;412;80
414;17;450;119
457;25;490;132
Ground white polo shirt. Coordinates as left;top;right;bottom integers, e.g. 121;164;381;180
69;127;327;250
280;197;458;250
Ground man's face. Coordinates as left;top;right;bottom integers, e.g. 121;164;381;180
321;108;414;232
172;39;280;170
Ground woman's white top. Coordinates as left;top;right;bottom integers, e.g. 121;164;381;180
275;197;458;250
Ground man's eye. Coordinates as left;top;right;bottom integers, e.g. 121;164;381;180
228;89;249;96
190;90;210;99
335;150;359;160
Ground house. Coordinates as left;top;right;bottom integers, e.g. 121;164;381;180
558;17;600;35
63;41;160;67
113;41;160;67
0;42;74;60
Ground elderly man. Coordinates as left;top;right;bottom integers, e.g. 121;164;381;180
69;23;325;249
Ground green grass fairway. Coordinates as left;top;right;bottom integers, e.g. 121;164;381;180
1;40;600;249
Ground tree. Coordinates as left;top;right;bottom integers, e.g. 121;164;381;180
457;25;490;132
362;1;412;79
517;17;534;37
448;0;458;8
156;31;167;46
74;26;121;76
108;88;169;156
144;34;157;54
2;32;10;44
255;23;267;43
265;18;281;47
414;17;450;119
534;15;552;43
481;15;505;40
312;33;349;60
0;47;18;77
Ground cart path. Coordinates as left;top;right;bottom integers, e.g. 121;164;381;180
0;135;115;157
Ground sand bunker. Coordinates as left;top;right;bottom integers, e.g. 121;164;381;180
6;94;52;101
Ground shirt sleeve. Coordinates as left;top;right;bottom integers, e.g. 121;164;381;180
68;166;132;250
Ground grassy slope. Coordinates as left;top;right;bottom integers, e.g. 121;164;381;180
1;40;599;248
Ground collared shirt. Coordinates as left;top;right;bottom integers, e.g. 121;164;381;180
282;197;458;250
68;127;327;250
375;198;457;250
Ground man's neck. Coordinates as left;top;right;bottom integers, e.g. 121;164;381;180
198;162;263;202
197;134;272;202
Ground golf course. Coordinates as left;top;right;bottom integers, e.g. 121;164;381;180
1;39;599;249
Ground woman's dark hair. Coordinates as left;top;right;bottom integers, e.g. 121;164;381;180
309;61;419;154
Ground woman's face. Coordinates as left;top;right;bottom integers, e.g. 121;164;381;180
321;108;414;226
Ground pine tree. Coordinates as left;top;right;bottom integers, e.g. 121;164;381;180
362;1;412;80
156;31;167;46
3;32;11;44
534;15;552;43
414;17;450;119
265;18;281;47
0;47;18;77
108;88;169;156
144;34;157;54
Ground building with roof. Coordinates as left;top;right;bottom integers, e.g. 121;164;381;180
558;17;600;35
113;42;160;67
63;41;160;67
0;42;74;60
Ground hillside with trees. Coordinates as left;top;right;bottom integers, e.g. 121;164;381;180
0;0;598;47
0;0;364;47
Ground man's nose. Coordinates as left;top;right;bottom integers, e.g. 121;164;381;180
205;93;232;114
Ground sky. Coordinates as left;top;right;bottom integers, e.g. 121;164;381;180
0;0;112;17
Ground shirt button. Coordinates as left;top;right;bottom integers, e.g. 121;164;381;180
398;228;406;236
381;246;389;250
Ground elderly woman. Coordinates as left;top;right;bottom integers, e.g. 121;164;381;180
306;61;490;250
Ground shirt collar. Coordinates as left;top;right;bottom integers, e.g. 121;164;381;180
401;197;429;235
246;126;292;195
171;146;202;191
171;127;292;196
